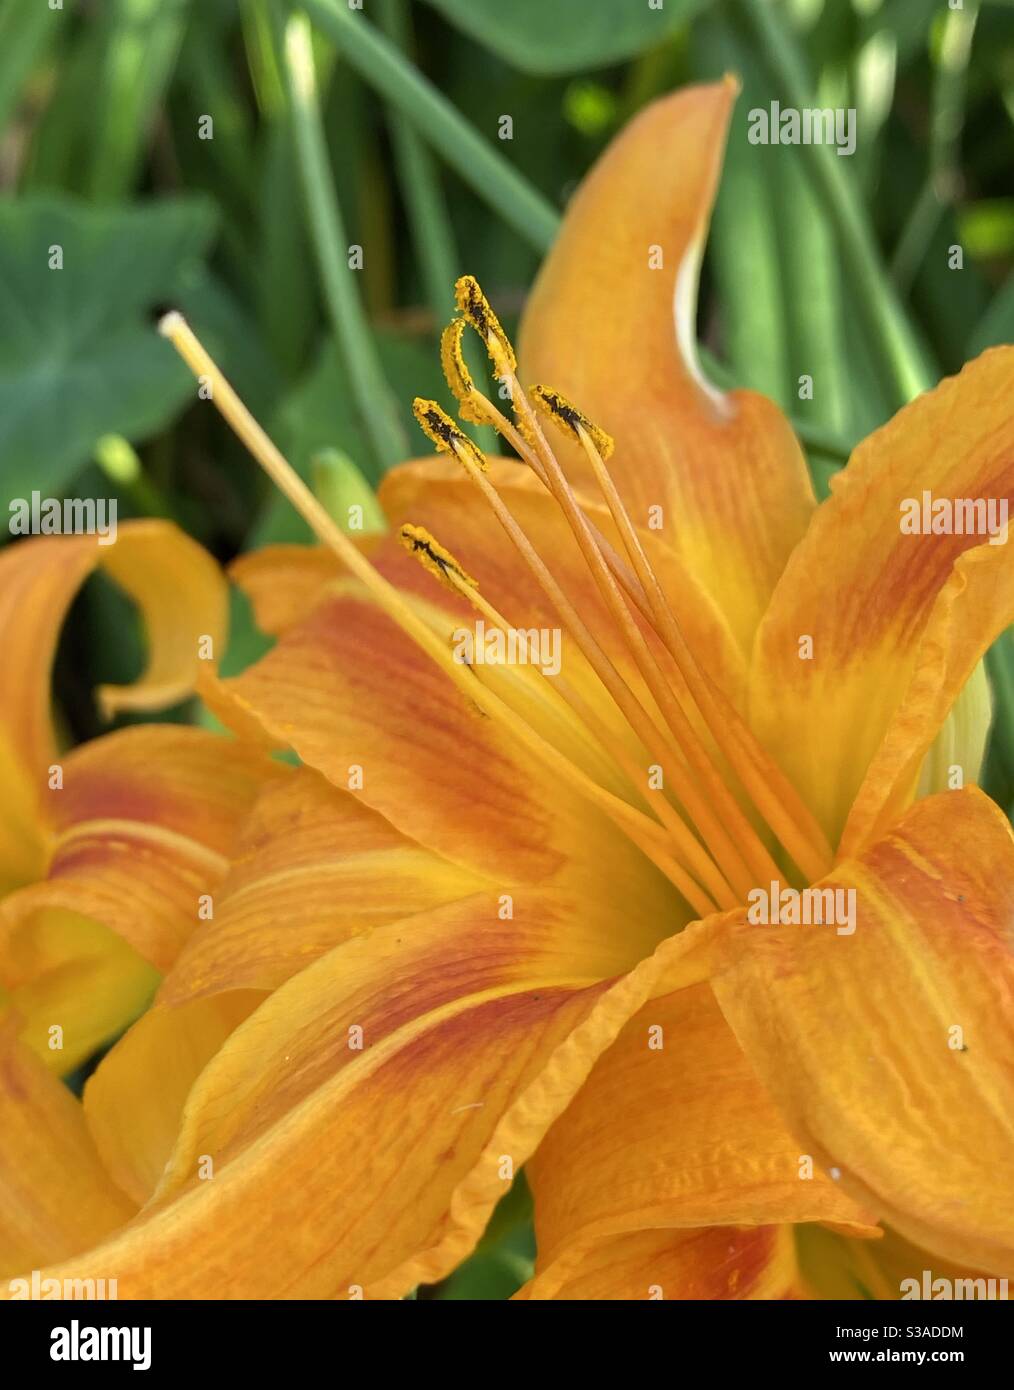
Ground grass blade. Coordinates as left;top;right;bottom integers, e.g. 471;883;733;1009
736;0;937;408
283;12;407;471
375;0;495;449
0;1;57;137
87;0;192;200
890;0;980;294
297;0;559;253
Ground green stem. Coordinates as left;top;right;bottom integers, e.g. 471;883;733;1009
282;11;407;472
296;0;855;466
984;630;1014;815
296;0;559;254
735;0;935;408
0;0;54;137
699;348;854;461
87;0;190;201
311;448;388;534
375;0;495;450
889;182;944;297
375;0;456;321
890;0;979;294
94;434;180;523
180;28;258;205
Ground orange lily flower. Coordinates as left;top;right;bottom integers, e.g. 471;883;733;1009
2;79;1012;1301
0;521;287;1074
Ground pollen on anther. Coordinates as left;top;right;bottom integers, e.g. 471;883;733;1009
399;523;478;595
530;385;615;460
412;397;488;472
454;275;516;374
440;318;487;425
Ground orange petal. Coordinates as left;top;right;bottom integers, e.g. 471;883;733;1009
0;1020;135;1279
218;457;744;934
216;531;684;945
750;347;1014;848
527;982;875;1285
0;725;281;974
0;536;95;778
233;457;747;728
840;541;1014;856
160;766;486;1002
215;588;561;885
0;733;47;894
520;1225;804;1300
376;456;748;709
95;522;229;716
6;908;711;1298
0;909;158;1074
709;787;1014;1276
83;992;263;1207
230;544;345;636
0;522;227;780
518;81;815;655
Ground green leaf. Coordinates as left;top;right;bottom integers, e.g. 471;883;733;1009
734;0;937;410
429;1246;533;1300
967;270;1014;356
85;0;193;200
695;18;793;408
958;198;1014;260
282;12;408;473
0;195;217;501
311;449;387;534
299;0;560;252
276;330;445;482
250;330;445;545
176;266;283;415
429;1174;535;1300
0;0;58;136
421;0;706;75
983;629;1014;818
24;0;190;200
875;0;939;67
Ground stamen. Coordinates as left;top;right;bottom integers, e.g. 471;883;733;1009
403;533;622;789
442;373;659;618
399;523;478;595
430;278;818;889
158;313;711;913
487;359;780;898
457;350;831;883
402;535;721;920
433;424;740;912
431;538;726;914
454;275;516;375
530;384;615;462
440;318;490;427
412;398;488;471
573;422;833;883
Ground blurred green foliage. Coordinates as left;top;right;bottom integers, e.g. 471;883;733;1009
0;196;215;499
2;0;1013;1297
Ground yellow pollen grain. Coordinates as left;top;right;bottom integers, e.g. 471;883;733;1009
412;397;489;473
530;384;615;460
440;318;487;425
454;274;516;374
399;523;478;595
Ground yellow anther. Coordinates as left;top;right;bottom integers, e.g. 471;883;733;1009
530;385;615;460
440;318;488;425
399;524;478;596
454;275;516;375
412;397;489;472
